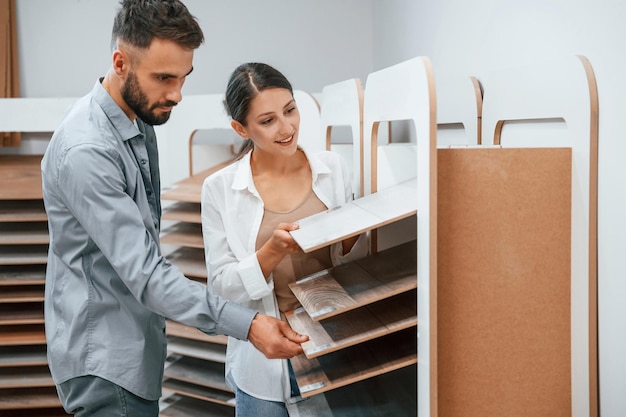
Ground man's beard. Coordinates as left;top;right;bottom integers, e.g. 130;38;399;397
122;70;176;126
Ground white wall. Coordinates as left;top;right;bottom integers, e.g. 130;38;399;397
374;0;626;415
15;0;374;97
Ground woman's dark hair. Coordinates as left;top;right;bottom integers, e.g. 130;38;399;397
224;63;294;157
111;0;204;52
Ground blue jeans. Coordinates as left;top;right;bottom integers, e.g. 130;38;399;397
56;375;159;417
235;360;301;417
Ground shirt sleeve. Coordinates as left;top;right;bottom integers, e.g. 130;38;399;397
201;176;274;304
56;143;255;340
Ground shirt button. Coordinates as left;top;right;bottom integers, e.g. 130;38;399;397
141;159;147;165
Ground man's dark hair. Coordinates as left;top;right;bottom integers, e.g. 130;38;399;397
111;0;204;52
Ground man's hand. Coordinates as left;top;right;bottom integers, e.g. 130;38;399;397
247;314;309;359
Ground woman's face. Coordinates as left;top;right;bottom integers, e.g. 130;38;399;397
238;88;300;157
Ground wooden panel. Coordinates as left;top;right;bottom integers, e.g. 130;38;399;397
166;321;227;345
0;156;44;200
322;365;417;417
290;240;416;320
162;202;201;224
291;328;417;398
163;378;235;407
0;285;45;303
0;200;47;222
165;247;206;280
161;223;203;249
0;245;48;265
0;366;54;388
161;184;202;203
0;303;44;324
164;356;230;393
0;324;46;346
0;265;46;285
0;345;47;367
0;222;49;245
437;147;572;417
290;178;416;253
167;336;226;363
0;387;62;410
159;394;234;417
286;290;416;358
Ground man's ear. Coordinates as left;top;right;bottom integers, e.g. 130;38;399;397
231;120;249;139
112;49;128;76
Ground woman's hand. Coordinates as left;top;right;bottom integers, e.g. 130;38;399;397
256;222;302;278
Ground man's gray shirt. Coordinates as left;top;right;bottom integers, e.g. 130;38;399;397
41;80;255;400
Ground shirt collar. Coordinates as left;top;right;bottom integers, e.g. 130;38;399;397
92;78;143;142
231;147;332;193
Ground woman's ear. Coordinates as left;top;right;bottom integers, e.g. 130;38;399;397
231;120;249;140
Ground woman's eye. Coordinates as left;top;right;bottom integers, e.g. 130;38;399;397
261;118;273;125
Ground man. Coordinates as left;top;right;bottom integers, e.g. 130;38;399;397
41;1;307;415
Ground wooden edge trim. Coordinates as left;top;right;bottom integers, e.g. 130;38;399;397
187;128;200;176
471;76;483;145
423;56;439;417
578;53;599;417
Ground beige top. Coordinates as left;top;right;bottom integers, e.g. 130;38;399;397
256;190;333;313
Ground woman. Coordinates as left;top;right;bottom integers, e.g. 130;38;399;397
201;62;368;416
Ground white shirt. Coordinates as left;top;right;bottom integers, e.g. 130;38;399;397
201;148;368;401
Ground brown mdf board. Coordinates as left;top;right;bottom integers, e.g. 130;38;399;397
164;247;207;281
0;265;46;285
0;303;43;325
290;178;416;253
286;290;416;358
162;202;201;224
160;223;204;249
0;222;49;245
291;327;417;398
0;285;44;303
290;240;416;320
0;408;67;416
167;336;226;363
159;394;234;417
163;378;235;407
166;320;227;345
0;366;54;389
0;324;46;346
437;147;572;417
0;387;62;410
0;345;47;367
0;156;44;200
0;245;48;265
164;356;230;393
0;200;47;222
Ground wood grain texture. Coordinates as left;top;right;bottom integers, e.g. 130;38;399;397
291;328;417;398
162;202;201;224
0;366;54;388
0;324;46;346
0;265;46;285
165;247;207;280
164;356;230;392
0;303;43;325
0;387;62;410
160;223;204;249
0;222;49;245
165;321;227;345
0;245;48;265
286;290;416;358
163;378;235;407
0;156;43;200
0;285;44;303
167;336;226;363
290;240;417;320
0;345;47;367
159;394;235;417
0;200;47;222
